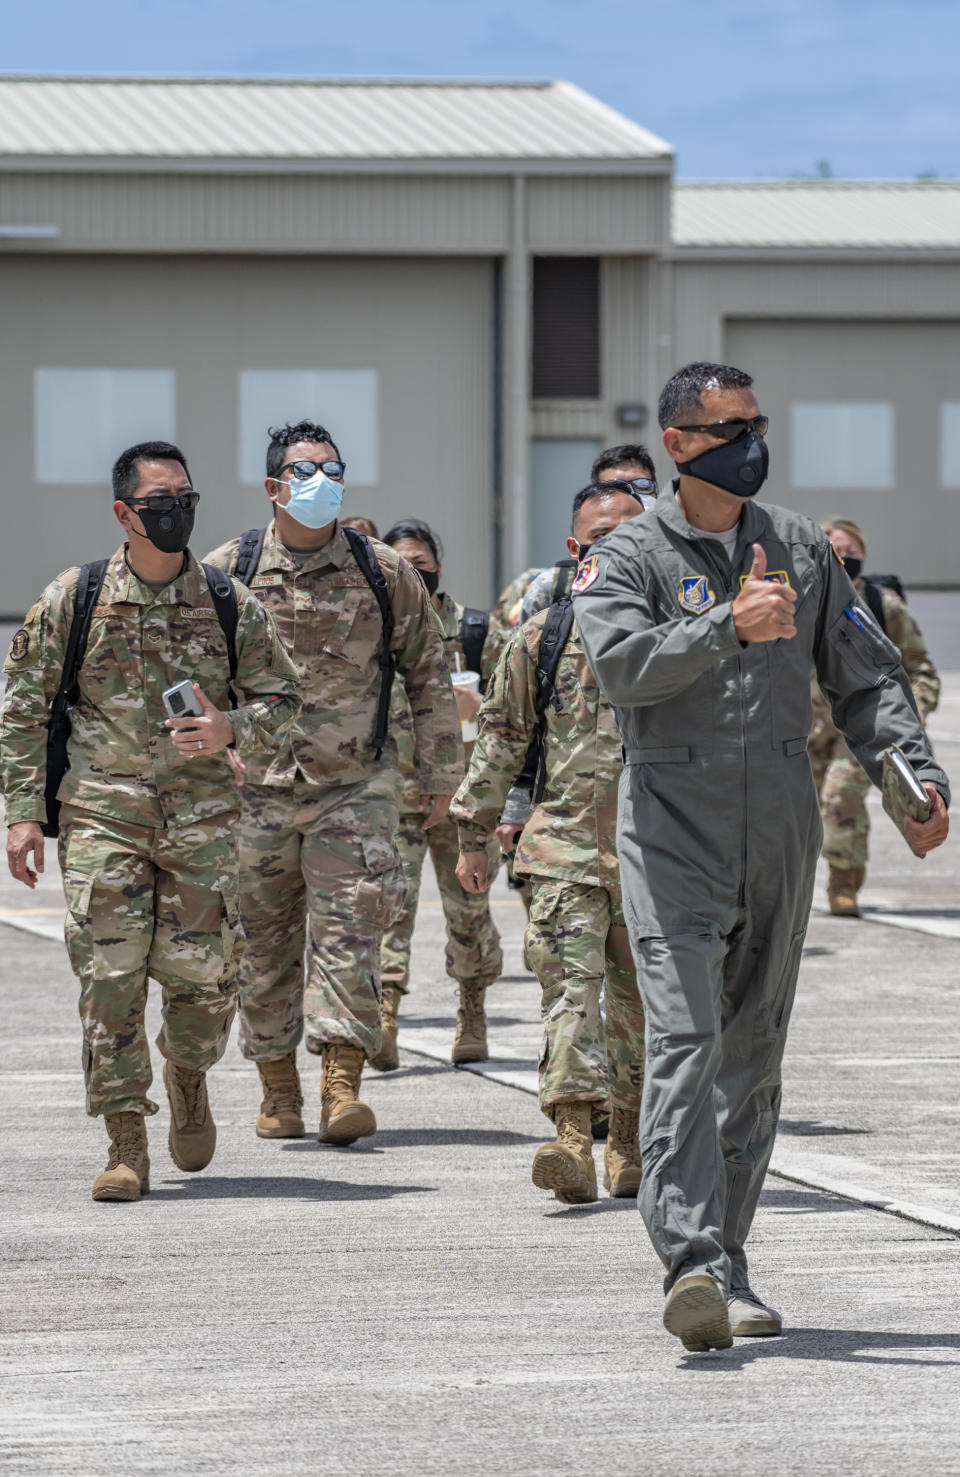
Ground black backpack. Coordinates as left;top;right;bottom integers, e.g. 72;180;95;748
510;595;577;808
459;607;490;677
234;524;396;760
861;572;905;636
42;559;239;838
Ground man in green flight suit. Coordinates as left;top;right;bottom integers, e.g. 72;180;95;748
574;362;950;1353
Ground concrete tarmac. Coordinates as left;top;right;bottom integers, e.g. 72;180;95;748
2;685;960;1475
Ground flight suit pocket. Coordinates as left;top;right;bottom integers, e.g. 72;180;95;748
355;836;407;926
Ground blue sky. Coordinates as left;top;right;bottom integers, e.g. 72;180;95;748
4;0;957;178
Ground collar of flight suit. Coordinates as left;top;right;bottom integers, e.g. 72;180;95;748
105;546;216;608
257;518;354;576
659;480;765;562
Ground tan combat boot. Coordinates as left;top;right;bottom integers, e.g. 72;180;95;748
163;1060;217;1171
451;984;488;1064
603;1105;643;1197
92;1112;150;1202
318;1043;377;1145
531;1101;598;1204
255;1051;305;1138
368;985;402;1073
827;865;865;917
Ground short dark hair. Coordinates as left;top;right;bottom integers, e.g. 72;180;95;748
591;443;655;480
570;479;641;531
382;518;444;564
265;420;342;480
657;361;754;430
112;441;191;501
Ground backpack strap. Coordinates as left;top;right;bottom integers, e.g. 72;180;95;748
459;607;490;678
550;558;578;605
521;596;577;807
42;558;109;837
202;563;239;709
342;526;395;760
234;526;267;588
862;579;887;636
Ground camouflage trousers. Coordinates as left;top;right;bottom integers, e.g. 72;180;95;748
236;772;406;1062
57;803;242;1118
808;729;871;872
525;879;645;1123
381;813;502;994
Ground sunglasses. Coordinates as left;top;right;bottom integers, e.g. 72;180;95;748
626;476;658;495
279;459;346;481
673;415;769;441
125;491;200;514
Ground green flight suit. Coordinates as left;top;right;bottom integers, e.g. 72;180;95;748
573;487;949;1296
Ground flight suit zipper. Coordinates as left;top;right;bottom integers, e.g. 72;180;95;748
698;537;749;907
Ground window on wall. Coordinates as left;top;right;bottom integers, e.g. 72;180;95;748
238;370;379;486
34;368;176;484
532;258;600;399
790;402;895;489
940;404;960;488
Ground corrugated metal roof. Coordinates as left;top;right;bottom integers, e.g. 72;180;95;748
0;77;672;163
673;181;960;249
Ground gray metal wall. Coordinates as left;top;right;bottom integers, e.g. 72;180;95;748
0;252;494;616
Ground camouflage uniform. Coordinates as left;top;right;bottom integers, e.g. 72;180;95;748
204;520;462;1061
381;592;502;996
451;613;645;1121
808;584;940;872
0;547;300;1116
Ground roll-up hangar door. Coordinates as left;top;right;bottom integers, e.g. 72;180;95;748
0;254;494;617
725;318;960;586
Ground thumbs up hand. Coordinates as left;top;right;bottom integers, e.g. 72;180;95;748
732;543;797;642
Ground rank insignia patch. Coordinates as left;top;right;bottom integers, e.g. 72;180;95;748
8;629;29;661
572;553;605;594
678;575;717;614
738;570;791;589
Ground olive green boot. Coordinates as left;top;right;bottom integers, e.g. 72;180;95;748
368;985;402;1073
827;866;865;917
256;1051;305;1138
163;1060;216;1172
603;1105;643;1197
318;1043;377;1145
531;1102;598;1204
92;1112;150;1202
451;984;488;1064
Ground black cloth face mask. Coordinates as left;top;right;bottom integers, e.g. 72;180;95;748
130;502;195;554
841;555;863;582
677;430;769;499
417;567;440;598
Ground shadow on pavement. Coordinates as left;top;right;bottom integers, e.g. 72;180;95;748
681;1328;960;1371
779;1118;873;1137
149;1175;436;1201
283;1128;542;1148
759;1187;862;1213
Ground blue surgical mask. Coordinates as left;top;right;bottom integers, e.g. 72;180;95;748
281;468;344;529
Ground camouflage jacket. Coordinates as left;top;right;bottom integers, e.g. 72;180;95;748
205;520;463;793
450;609;621;890
393;591;500;812
1;546;301;829
811;582;941;743
489;567;542;636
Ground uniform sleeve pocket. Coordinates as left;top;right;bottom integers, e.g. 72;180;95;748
832;611;900;689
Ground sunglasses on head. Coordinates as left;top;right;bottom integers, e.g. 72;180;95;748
279;459;346;481
674;415;768;441
125;491;199;514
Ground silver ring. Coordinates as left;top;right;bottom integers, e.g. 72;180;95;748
197;740;204;751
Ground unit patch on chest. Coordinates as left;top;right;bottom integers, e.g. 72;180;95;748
678;575;717;613
737;570;791;589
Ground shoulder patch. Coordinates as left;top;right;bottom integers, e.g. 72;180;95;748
572;552;608;595
8;628;29;661
678;575;717;614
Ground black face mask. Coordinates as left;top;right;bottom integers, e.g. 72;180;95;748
417;567;440;598
131;503;195;555
677;430;769;499
574;543;591;562
842;555;863;582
